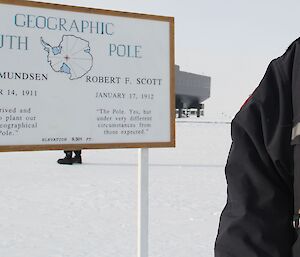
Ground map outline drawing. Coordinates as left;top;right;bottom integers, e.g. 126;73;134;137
41;35;93;80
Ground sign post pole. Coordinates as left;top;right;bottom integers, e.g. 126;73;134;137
137;148;149;257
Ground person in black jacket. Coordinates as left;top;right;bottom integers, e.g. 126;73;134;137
214;38;300;256
57;150;82;165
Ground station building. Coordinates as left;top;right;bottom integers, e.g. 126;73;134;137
175;65;211;117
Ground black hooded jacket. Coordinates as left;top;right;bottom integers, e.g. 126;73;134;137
214;39;300;256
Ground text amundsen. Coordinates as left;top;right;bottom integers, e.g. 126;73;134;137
0;72;48;80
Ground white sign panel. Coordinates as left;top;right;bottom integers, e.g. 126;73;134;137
0;0;175;151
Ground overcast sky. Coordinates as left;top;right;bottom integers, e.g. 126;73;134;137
28;0;300;119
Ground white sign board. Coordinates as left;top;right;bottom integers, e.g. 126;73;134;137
0;0;175;151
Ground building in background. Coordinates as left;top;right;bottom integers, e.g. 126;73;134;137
175;65;211;118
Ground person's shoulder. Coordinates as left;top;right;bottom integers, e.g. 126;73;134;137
276;36;300;69
286;36;300;53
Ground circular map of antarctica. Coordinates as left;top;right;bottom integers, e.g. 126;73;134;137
41;35;93;80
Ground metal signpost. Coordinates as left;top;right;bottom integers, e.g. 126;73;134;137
138;148;149;257
0;1;175;256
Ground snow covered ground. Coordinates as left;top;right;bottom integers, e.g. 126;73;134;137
0;118;232;257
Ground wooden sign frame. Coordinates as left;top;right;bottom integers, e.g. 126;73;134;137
0;0;175;152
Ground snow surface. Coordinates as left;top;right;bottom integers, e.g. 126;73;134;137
0;119;231;257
